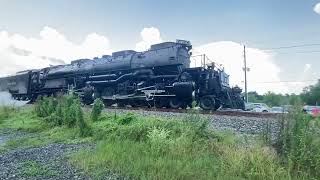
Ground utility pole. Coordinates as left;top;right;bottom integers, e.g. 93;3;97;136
243;45;248;103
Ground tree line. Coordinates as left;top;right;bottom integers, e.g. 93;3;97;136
247;80;320;107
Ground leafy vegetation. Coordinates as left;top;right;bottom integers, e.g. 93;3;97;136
21;160;58;177
34;94;91;136
248;91;301;107
0;106;16;124
273;109;320;179
0;95;93;150
71;112;288;180
91;98;104;122
301;81;320;105
248;81;320;106
1;96;320;179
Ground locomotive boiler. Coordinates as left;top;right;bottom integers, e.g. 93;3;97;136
0;40;245;110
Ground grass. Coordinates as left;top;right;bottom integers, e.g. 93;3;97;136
0;106;45;132
273;108;320;179
0;106;16;124
73;140;288;180
0;96;320;179
0;106;92;150
71;113;288;180
21;160;58;177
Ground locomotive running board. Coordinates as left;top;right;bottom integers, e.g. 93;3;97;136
101;94;175;100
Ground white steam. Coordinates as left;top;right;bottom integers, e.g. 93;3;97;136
0;91;28;107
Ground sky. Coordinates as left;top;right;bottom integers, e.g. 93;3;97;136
0;0;320;94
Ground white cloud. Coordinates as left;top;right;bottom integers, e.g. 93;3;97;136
283;63;316;94
314;3;320;14
193;41;288;94
135;27;162;51
193;42;319;94
0;26;315;94
0;26;112;76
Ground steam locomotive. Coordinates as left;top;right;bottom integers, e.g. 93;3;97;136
0;40;244;110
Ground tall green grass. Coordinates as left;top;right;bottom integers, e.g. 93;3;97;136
34;94;91;137
2;97;320;179
274;109;320;178
71;112;288;180
0;106;16;124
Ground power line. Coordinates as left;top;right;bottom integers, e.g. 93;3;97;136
262;43;320;50
248;80;319;84
266;50;320;55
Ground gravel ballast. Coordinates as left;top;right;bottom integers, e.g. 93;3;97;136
103;108;283;138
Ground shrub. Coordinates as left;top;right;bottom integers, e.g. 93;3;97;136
274;109;320;178
44;112;62;126
91;98;104;122
75;98;91;137
118;112;136;125
34;96;57;118
183;112;214;140
54;98;64;126
64;100;77;127
34;94;91;137
63;94;78;127
147;126;171;154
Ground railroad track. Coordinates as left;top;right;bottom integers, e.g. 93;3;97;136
26;102;280;118
89;105;282;118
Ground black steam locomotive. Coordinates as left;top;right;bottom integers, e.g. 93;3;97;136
0;40;244;110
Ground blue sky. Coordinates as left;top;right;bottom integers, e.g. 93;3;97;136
1;0;320;48
0;0;320;94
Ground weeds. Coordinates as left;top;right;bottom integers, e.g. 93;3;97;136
34;94;91;137
273;109;320;178
91;98;104;122
71;112;288;180
118;112;136;125
2;98;320;179
75;98;92;137
34;96;56;118
21;160;57;177
0;106;16;124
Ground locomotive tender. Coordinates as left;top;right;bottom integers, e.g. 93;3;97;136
0;40;244;110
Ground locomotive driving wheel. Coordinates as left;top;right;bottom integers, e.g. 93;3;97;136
102;87;115;106
215;99;221;110
169;98;182;109
82;86;94;105
200;96;216;110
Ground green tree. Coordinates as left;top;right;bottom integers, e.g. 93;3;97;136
263;91;282;106
301;81;320;105
247;91;263;103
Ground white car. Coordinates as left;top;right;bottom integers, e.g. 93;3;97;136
271;106;287;113
251;103;270;112
245;102;254;111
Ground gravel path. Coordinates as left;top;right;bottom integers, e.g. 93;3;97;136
0;130;122;180
0;143;92;180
